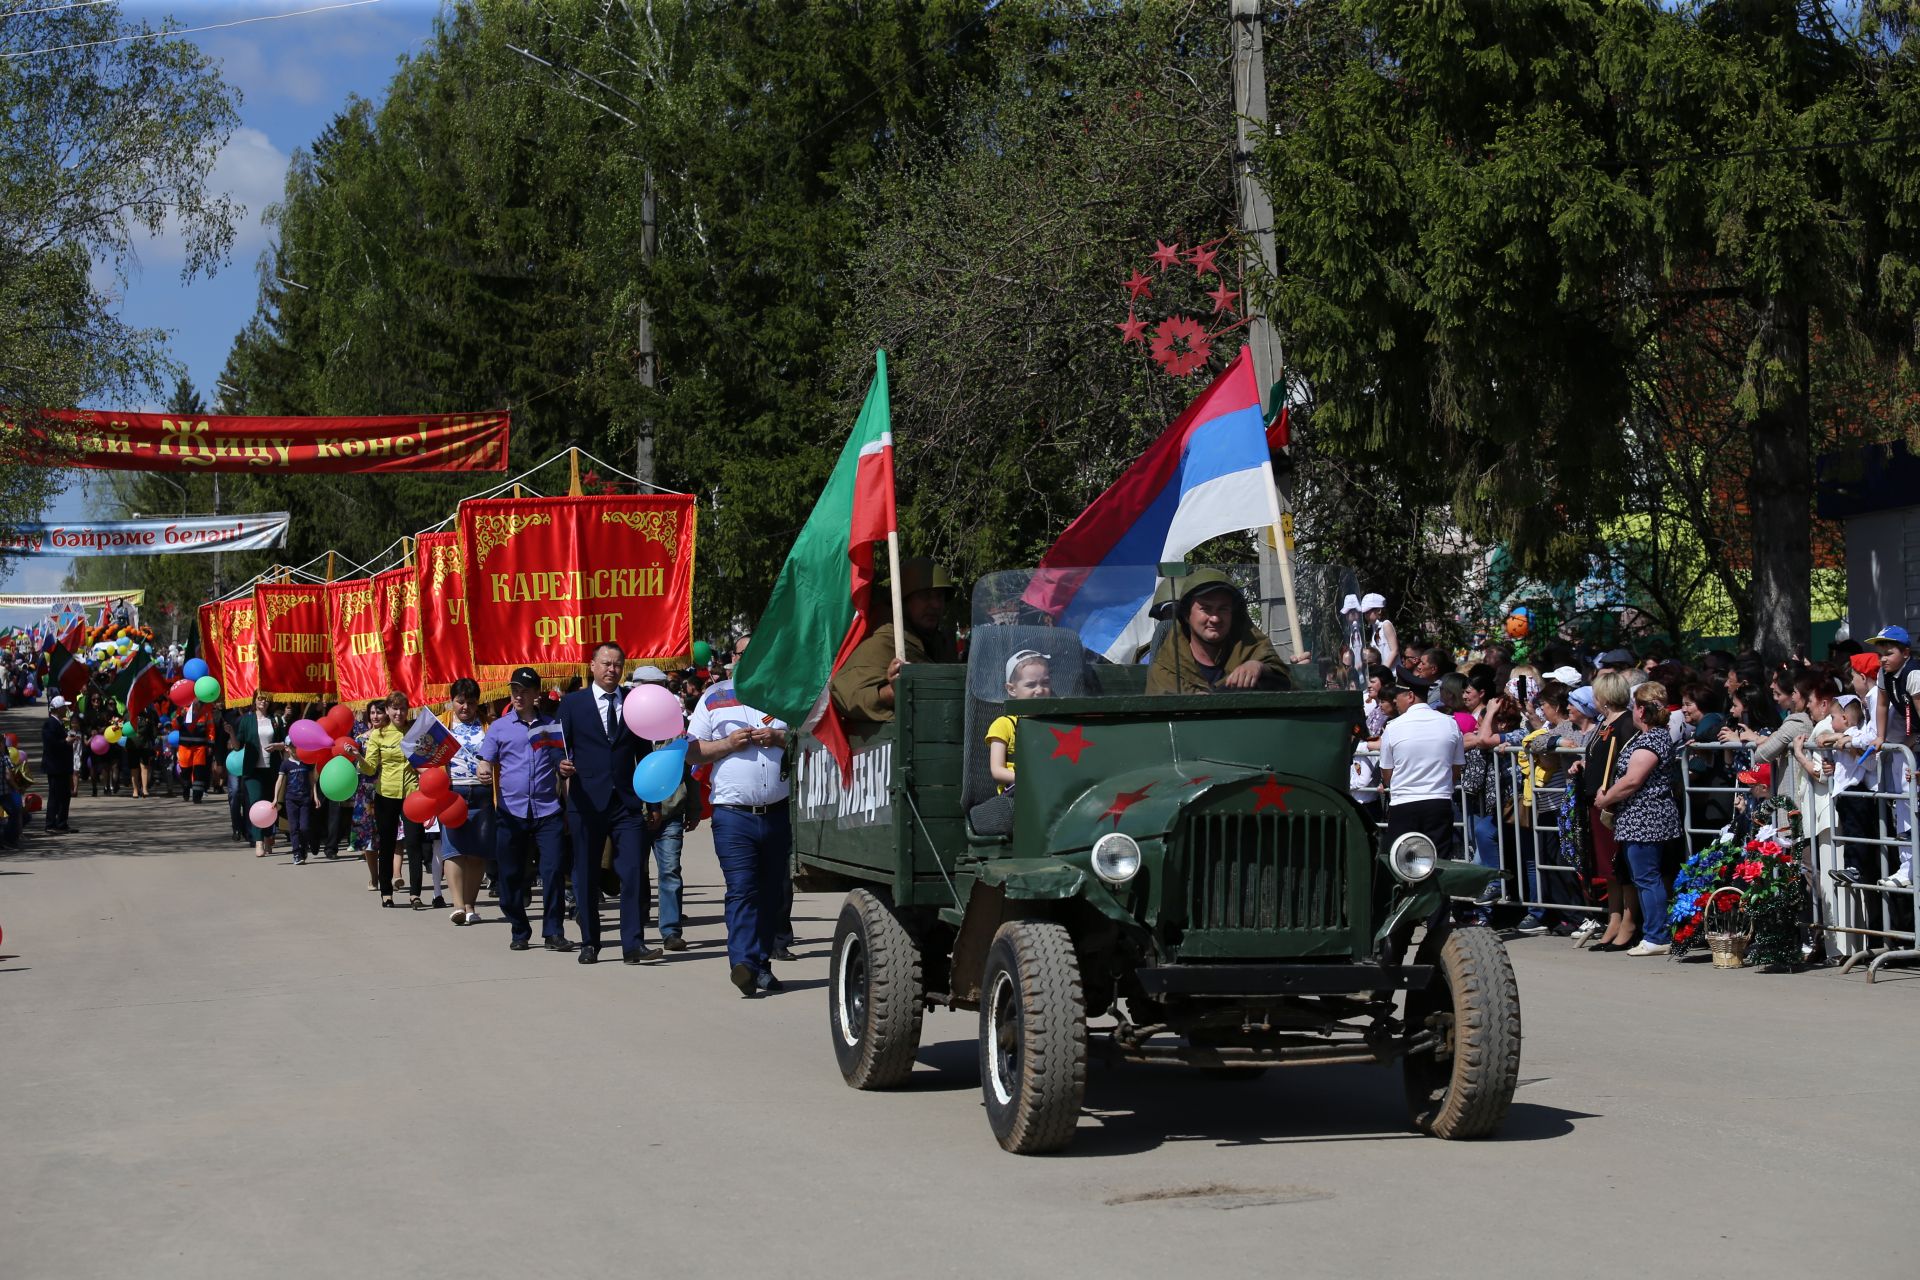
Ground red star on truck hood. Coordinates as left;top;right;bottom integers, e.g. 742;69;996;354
1102;782;1154;827
1049;725;1092;764
1252;775;1292;812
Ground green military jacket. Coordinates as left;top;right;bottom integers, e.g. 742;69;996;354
831;622;960;729
1145;623;1289;695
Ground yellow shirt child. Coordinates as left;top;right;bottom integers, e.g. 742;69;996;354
986;650;1052;793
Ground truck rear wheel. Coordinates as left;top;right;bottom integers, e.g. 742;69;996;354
1403;926;1521;1139
979;921;1086;1154
829;890;924;1089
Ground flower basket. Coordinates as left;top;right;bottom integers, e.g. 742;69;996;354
1704;888;1751;970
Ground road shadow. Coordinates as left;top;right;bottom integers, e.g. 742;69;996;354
1062;1061;1591;1157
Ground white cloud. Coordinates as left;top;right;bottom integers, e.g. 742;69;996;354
139;125;290;271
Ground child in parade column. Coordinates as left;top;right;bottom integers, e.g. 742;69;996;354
275;745;317;865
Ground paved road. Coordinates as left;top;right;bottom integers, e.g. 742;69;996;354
1;704;1914;1279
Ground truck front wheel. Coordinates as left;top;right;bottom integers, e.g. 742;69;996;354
1403;926;1521;1138
979;920;1086;1154
829;890;924;1089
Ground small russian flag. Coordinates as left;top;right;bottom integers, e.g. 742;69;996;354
401;708;462;769
526;722;566;753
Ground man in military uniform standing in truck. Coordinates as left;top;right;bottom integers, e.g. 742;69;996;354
830;556;961;730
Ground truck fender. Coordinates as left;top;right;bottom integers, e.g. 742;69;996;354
946;863;1087;1007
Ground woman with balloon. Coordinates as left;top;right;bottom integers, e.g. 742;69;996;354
230;690;287;858
440;677;494;925
347;693;423;908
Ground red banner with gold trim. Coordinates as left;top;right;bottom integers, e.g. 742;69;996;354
415;530;472;702
375;567;425;707
31;409;509;473
326;579;386;706
214;597;259;707
196;602;224;688
459;494;694;690
253;583;332;699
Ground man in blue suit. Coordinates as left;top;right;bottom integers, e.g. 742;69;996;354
557;641;663;966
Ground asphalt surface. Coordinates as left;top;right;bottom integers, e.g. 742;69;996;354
1;703;1914;1279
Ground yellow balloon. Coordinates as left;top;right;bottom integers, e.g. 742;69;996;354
104;726;121;743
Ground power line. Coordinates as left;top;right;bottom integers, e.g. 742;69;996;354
1;0;382;59
2;0;116;18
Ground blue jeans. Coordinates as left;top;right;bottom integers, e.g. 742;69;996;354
1470;810;1503;897
0;791;21;847
651;818;684;938
711;806;790;976
1623;841;1671;944
494;809;567;945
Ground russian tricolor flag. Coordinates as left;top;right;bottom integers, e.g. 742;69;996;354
1025;349;1275;660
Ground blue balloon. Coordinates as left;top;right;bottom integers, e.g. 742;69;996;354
166;730;180;748
225;749;246;776
631;739;688;804
183;658;209;681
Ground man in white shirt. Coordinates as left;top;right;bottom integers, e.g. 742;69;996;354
686;634;792;998
1378;674;1465;860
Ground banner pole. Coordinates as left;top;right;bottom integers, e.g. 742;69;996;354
1260;459;1304;659
567;448;582;497
325;551;336;583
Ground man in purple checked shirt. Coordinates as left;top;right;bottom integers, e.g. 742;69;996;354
476;666;574;953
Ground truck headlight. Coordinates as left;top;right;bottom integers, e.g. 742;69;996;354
1091;832;1141;884
1387;831;1437;883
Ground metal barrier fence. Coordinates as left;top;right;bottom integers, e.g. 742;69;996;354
1351;733;1920;978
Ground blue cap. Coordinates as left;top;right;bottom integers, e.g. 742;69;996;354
1569;686;1599;718
1870;624;1913;648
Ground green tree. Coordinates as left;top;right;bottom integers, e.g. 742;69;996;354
0;3;241;575
1259;0;1920;660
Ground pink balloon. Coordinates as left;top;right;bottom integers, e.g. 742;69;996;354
622;684;685;741
287;718;328;751
89;734;109;755
248;800;279;830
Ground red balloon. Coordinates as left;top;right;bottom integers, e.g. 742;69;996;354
332;735;356;757
3;733;14;748
438;794;469;828
169;679;195;707
324;706;355;736
402;790;439;824
417;766;450;798
297;745;332;766
24;793;41;812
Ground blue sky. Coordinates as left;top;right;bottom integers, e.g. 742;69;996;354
0;0;442;613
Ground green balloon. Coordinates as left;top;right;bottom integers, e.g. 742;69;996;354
691;639;712;666
122;721;135;736
194;676;221;703
225;749;246;775
319;755;360;803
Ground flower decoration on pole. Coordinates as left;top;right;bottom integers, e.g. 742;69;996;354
1116;233;1251;379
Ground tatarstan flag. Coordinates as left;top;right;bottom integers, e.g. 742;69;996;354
109;650;169;721
734;351;896;783
47;642;90;700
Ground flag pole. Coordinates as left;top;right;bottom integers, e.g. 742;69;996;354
1260;459;1304;659
877;350;906;667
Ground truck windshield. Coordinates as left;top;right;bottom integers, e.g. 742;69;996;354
965;562;1360;701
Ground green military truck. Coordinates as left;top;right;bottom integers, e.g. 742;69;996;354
793;567;1520;1154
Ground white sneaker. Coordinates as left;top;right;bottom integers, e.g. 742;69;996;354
1627;941;1671;956
1571;919;1600;941
1883;869;1913;889
463;908;481;924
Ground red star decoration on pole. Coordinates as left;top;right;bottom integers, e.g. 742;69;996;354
1102;782;1154;828
1150;316;1212;377
1115;310;1148;345
1206;283;1240;315
1187;242;1220;276
1122;270;1154;302
1049;725;1093;764
1252;775;1292;812
1150;240;1183;273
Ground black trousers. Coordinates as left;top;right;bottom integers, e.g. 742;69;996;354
45;770;71;829
372;794;428;897
314;794;353;853
1384;797;1459;861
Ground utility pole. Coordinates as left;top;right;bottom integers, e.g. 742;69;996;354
1231;0;1303;656
636;168;657;487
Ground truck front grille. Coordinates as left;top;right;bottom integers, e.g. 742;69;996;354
1183;809;1349;934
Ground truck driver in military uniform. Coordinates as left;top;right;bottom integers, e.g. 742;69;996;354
1145;569;1292;695
830;556;961;730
